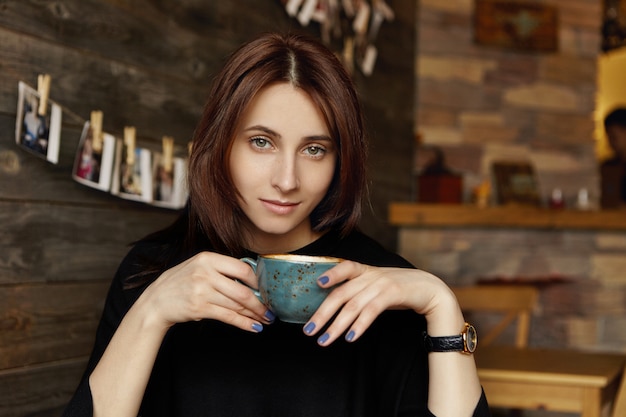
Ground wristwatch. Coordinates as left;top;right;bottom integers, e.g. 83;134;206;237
423;322;477;354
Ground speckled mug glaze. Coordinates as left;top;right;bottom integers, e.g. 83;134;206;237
241;254;343;323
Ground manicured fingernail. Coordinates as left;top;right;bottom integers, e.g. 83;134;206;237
318;275;329;285
317;332;330;345
252;323;263;332
304;322;316;335
264;310;276;322
345;330;356;342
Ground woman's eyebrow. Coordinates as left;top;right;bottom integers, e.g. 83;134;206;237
244;125;332;142
244;125;278;137
304;134;333;143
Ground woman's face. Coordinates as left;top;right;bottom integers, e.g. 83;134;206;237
229;83;337;252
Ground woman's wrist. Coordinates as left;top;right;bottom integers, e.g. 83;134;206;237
423;285;466;337
133;288;172;335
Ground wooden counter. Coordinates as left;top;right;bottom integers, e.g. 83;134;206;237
389;202;626;231
475;346;625;417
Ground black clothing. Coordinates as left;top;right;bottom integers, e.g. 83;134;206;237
63;229;490;416
600;158;626;207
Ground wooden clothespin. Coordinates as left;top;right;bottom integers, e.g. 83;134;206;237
322;0;341;43
285;0;304;16
342;0;355;17
373;0;394;21
342;36;355;74
37;74;51;116
124;126;136;165
162;136;174;174
369;0;394;42
90;110;104;153
298;0;318;26
360;44;378;76
352;1;371;36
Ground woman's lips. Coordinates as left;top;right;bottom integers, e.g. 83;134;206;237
261;199;299;215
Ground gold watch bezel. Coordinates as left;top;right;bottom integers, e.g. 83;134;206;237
462;322;478;354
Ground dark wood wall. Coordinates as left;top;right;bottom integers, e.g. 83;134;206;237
0;1;415;415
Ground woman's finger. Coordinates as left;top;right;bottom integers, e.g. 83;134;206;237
216;276;274;323
315;260;366;287
304;266;421;345
202;302;267;333
147;251;273;326
315;276;395;345
303;263;375;338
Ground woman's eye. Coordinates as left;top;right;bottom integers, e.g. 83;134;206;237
250;137;271;149
304;145;326;157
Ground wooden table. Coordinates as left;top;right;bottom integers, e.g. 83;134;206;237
475;346;625;417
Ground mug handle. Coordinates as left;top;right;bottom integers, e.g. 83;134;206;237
239;257;262;300
240;257;257;271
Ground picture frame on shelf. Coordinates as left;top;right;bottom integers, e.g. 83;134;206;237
474;0;558;52
491;160;541;206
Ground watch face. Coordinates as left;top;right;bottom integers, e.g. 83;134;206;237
465;324;477;353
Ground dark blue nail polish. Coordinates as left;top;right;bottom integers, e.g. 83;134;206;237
345;330;355;342
252;323;263;332
264;310;276;322
304;322;316;334
318;275;329;285
318;333;330;345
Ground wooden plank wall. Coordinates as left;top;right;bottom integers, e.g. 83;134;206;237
0;1;415;415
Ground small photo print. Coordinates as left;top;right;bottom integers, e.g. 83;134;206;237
15;81;61;164
72;121;115;191
111;138;152;203
151;153;188;209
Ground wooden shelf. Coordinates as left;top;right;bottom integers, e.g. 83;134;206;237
389;202;626;231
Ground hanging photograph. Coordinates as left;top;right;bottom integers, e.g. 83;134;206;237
72;121;115;191
110;138;152;203
151;153;188;209
15;81;62;164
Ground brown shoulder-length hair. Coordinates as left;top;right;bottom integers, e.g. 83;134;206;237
188;32;368;256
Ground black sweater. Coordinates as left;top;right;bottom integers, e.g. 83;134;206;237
63;229;490;417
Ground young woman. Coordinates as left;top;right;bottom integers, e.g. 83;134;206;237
63;32;489;417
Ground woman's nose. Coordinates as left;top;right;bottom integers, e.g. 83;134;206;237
271;154;299;192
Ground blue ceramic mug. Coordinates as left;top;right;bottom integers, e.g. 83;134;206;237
240;254;343;323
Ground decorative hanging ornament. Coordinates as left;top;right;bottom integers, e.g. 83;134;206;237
282;0;394;76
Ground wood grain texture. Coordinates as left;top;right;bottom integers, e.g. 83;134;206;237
0;357;87;417
0;201;176;284
388;202;626;230
475;346;625;416
0;25;204;142
0;0;292;82
0;281;109;369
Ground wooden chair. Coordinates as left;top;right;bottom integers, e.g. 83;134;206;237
612;362;626;417
451;285;539;348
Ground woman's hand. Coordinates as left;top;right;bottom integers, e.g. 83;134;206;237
303;261;463;346
138;252;274;333
90;252;274;417
303;262;483;417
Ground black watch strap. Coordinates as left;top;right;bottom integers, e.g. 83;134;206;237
422;323;477;354
424;333;465;351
